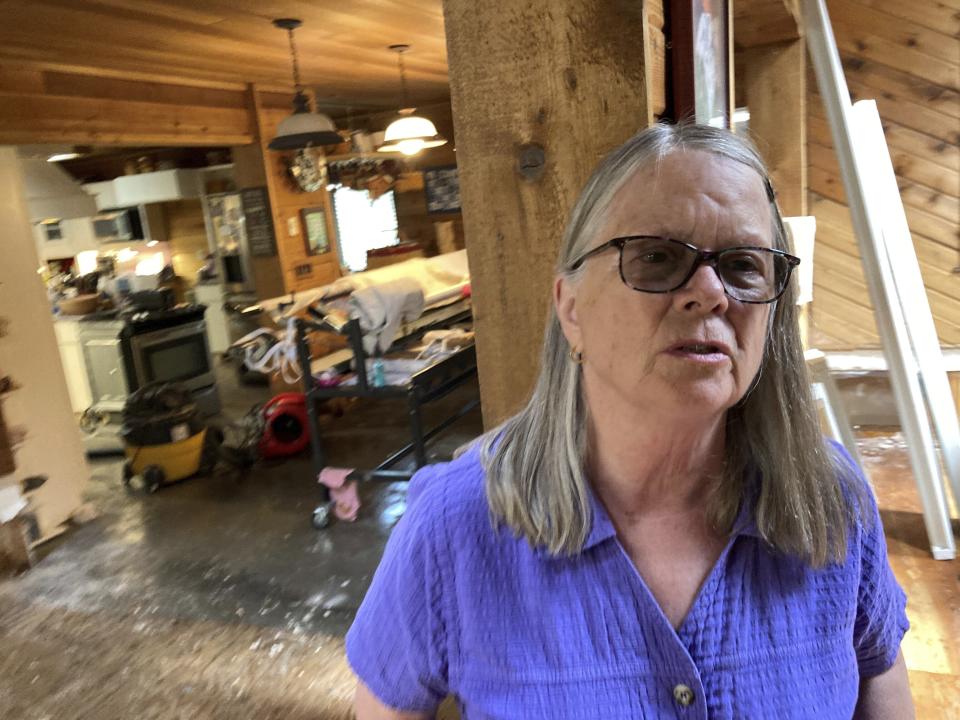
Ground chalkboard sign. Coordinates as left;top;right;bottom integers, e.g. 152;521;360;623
423;165;461;214
240;187;277;257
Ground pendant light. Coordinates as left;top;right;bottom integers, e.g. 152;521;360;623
378;44;447;156
269;18;342;150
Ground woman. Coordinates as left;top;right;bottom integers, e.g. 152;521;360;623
347;123;913;719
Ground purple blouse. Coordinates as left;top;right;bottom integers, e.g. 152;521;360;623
346;442;909;719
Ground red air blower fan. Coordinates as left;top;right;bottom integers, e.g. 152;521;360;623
258;393;310;459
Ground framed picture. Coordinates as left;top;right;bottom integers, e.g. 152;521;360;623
301;206;330;256
668;0;731;128
422;165;461;214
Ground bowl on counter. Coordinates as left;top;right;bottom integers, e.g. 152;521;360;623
58;294;101;316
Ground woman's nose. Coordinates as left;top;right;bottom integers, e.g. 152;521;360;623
673;261;729;313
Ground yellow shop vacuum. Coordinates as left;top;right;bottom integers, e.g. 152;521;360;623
121;383;219;493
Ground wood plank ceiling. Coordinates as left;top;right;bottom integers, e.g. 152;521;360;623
0;0;450;110
808;0;960;350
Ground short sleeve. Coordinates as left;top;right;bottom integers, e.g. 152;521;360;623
832;442;910;678
345;467;450;712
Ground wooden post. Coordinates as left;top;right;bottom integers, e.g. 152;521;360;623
738;38;808;342
443;0;650;426
734;3;806;343
740;39;807;217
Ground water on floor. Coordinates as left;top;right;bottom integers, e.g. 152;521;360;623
0;360;481;719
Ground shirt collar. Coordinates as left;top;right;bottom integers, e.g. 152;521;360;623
581;487;618;550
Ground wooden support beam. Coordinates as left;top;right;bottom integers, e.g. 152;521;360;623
0;65;254;146
644;0;667;119
442;0;650;426
734;0;801;48
740;39;808;216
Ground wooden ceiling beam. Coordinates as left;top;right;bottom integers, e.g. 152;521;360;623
0;58;251;91
0;69;255;146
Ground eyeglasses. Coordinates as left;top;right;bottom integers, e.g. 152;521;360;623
568;235;801;304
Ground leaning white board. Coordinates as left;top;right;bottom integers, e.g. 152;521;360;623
851;100;960;517
802;0;956;559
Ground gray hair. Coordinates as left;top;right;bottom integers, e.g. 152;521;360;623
480;122;867;566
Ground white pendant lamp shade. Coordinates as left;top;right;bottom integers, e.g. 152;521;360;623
378;111;447;156
378;44;447;156
268;18;342;151
269;91;342;150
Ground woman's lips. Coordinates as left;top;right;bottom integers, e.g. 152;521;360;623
664;348;730;364
663;340;732;364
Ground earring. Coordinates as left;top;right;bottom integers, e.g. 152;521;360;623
568;347;584;365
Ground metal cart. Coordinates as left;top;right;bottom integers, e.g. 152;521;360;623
294;303;480;528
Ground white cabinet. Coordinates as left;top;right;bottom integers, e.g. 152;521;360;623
54;319;93;413
85;170;203;210
113;169;201;206
82;180;118;211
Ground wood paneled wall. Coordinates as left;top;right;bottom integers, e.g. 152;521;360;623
808;0;960;350
232;86;342;299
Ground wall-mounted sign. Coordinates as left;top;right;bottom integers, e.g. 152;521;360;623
301;206;330;256
240;187;277;257
423;165;461;214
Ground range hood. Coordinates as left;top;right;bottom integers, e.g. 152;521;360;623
19;157;97;223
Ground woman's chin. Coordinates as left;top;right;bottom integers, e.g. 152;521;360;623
663;377;739;415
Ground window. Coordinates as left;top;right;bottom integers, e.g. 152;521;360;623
331;187;399;272
44;221;63;241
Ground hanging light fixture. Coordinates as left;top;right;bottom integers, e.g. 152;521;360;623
269;18;342;150
378;44;447;156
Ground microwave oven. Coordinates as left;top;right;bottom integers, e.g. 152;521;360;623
92;206;145;242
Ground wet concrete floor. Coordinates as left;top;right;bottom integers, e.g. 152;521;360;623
7;365;954;719
0;361;481;719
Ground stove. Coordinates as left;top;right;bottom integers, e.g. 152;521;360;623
81;303;207;330
125;304;208;332
78;304;220;454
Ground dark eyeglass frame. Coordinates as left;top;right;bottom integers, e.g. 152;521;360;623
567;235;801;305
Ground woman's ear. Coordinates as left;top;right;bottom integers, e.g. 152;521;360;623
554;274;582;350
